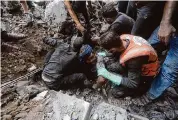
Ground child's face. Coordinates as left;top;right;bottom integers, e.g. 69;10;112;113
86;53;97;64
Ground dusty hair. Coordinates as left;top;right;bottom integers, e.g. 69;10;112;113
101;3;118;18
99;31;121;50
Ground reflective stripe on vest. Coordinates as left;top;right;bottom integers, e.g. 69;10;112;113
120;34;159;77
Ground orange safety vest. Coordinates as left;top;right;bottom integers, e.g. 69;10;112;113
120;34;160;77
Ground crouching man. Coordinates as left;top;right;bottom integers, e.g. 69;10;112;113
97;31;160;98
41;37;95;90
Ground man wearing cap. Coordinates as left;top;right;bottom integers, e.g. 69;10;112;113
41;38;97;90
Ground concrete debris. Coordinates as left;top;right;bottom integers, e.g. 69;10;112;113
15;112;28;119
28;64;37;72
17;80;29;88
91;113;99;120
45;0;67;25
2;115;12;120
33;90;48;101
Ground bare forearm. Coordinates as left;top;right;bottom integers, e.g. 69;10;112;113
161;1;176;24
64;0;84;32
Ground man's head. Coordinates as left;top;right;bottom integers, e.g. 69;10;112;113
99;31;124;54
72;37;84;52
101;3;118;24
79;44;97;64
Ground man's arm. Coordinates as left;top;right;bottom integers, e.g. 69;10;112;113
158;1;177;45
64;0;85;34
120;57;145;89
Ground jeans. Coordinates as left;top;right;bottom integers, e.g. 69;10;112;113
118;1;128;13
126;1;164;39
147;27;178;99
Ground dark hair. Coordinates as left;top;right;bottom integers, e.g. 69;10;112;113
101;3;118;18
73;37;84;52
99;31;122;50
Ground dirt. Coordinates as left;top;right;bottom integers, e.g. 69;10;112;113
1;4;49;84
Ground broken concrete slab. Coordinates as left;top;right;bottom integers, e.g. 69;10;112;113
23;90;149;120
50;91;92;120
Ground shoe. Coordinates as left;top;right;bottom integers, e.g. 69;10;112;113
43;37;57;47
132;94;153;106
83;80;93;88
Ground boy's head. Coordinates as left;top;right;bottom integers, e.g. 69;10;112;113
101;3;118;24
79;44;97;64
99;31;124;54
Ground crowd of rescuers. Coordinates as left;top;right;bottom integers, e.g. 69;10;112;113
41;1;178;106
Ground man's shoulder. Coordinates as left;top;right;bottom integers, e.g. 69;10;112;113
114;12;135;24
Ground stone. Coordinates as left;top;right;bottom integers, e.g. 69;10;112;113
91;113;99;120
2;115;12;120
45;0;67;25
33;90;48;101
49;91;92;120
16;80;29;88
15;112;27;119
27;64;37;72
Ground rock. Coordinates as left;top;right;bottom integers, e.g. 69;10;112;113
17;80;29;88
22;106;28;111
49;91;92;120
27;64;37;72
45;0;67;25
33;90;48;101
2;115;12;120
19;59;25;64
15;112;27;119
16;85;46;99
91;114;99;120
14;65;27;72
53;33;59;38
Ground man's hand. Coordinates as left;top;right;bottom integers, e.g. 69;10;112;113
92;76;107;89
158;22;176;45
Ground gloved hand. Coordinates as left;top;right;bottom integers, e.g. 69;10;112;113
97;51;107;56
97;67;122;86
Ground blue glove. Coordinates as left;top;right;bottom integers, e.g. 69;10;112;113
97;67;122;86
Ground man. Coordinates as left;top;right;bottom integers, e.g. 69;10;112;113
20;0;35;26
126;1;165;39
101;3;135;35
98;31;159;98
42;37;96;90
64;1;90;33
133;1;178;106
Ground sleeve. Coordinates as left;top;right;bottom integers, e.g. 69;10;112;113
120;57;143;89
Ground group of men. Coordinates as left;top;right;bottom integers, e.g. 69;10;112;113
41;1;178;106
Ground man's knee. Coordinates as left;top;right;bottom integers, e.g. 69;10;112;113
42;73;59;90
